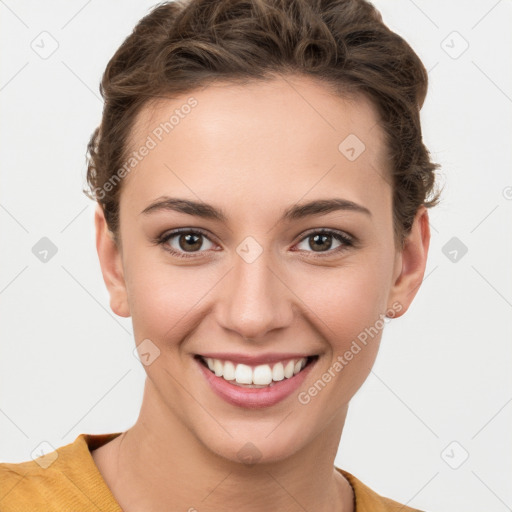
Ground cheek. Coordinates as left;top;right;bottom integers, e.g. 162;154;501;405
289;260;393;409
299;259;390;345
125;256;220;342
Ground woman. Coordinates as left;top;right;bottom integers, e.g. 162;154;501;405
0;0;440;510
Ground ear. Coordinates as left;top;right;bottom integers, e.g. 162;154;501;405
94;204;131;318
387;206;431;318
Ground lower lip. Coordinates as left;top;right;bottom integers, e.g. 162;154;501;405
195;357;317;409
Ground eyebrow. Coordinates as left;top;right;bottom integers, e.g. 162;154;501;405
140;196;372;221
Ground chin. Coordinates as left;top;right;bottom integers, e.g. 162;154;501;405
196;421;312;467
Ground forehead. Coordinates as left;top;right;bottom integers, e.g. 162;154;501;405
121;74;391;221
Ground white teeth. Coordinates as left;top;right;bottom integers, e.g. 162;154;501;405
272;362;285;381
213;359;223;377
235;363;253;384
253;364;273;385
223;360;236;381
201;356;311;386
284;360;295;378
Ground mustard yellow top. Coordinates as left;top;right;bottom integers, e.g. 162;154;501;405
0;432;424;511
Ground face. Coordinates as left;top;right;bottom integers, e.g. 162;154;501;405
96;74;429;464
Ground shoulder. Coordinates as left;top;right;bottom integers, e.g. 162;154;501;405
0;455;63;510
0;433;123;512
337;467;428;512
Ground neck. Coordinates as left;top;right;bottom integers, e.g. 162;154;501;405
94;379;354;512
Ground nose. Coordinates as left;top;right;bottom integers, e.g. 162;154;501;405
216;246;295;342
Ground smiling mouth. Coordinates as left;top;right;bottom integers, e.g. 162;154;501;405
194;354;319;388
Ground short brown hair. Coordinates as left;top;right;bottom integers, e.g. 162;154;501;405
84;0;441;248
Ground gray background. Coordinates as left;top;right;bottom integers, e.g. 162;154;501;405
1;1;511;511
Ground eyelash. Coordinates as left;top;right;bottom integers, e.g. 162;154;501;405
154;227;355;260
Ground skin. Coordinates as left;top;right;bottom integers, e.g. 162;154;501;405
91;74;430;512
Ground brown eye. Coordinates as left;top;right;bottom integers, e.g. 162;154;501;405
178;232;203;252
159;229;216;257
295;230;353;255
308;233;334;252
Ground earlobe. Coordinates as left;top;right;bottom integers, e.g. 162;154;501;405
387;206;431;318
94;204;131;318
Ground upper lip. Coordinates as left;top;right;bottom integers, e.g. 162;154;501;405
196;352;318;366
